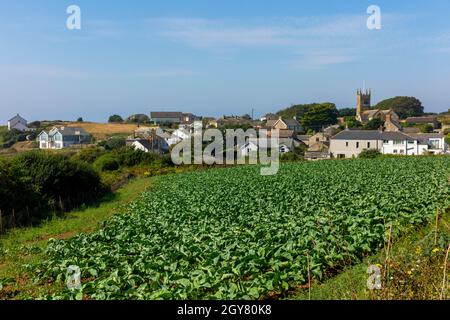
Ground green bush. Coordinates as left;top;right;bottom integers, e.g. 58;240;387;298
94;154;120;171
73;147;106;163
420;124;434;133
359;149;382;159
113;147;172;167
13;151;105;205
0;129;28;148
99;137;126;150
0;151;106;232
280;152;303;162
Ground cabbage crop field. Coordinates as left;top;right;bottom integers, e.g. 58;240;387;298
35;157;450;299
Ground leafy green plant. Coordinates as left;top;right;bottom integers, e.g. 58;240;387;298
34;157;450;300
359;149;382;159
94;154;120;172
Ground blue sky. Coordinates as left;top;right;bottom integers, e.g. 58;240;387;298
1;0;450;123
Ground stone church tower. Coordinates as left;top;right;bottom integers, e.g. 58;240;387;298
356;89;371;117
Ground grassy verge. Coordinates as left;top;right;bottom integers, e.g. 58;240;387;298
291;207;450;300
0;177;155;299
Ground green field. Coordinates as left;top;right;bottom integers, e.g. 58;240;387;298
31;157;450;300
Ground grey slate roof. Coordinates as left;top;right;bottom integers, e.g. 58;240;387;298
332;130;382;140
332;130;417;141
56;127;90;136
8;114;26;122
150;112;183;119
283;119;301;127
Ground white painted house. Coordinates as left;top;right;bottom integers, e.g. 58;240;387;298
132;140;153;153
8;114;28;131
167;128;191;146
330;130;447;158
37;126;91;149
240;141;259;157
240;139;291;157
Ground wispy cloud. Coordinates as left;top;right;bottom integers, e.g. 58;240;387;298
144;15;371;67
147;15;366;48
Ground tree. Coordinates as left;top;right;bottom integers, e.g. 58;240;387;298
363;118;384;130
277;104;313;119
345;117;363;129
126;114;150;124
108;115;124;123
300;103;339;131
77;117;83;122
338;108;356;117
375;96;424;119
420;124;434;133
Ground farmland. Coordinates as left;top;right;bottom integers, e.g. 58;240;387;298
64;122;141;141
34;157;450;299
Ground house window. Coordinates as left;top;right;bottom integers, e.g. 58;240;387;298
316;138;320;142
383;140;389;144
367;142;371;148
394;140;404;145
393;150;398;154
346;142;349;147
430;140;440;149
356;142;360;148
400;150;404;154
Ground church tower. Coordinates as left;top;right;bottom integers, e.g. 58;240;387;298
356;89;371;117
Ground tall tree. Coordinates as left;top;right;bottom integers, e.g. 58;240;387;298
338;108;356;117
108;115;124;123
126;114;150;124
277;104;312;119
375;96;424;119
300;103;339;131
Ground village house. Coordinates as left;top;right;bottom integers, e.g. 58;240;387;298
355;89;402;132
127;130;170;154
37;126;91;149
266;117;302;133
297;135;311;147
8;114;29;132
405;116;440;129
217;116;254;127
260;113;278;122
303;125;340;160
240;140;292;157
166;128;191;146
240;129;304;157
202;117;218;128
329;129;447;158
149;112;199;125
